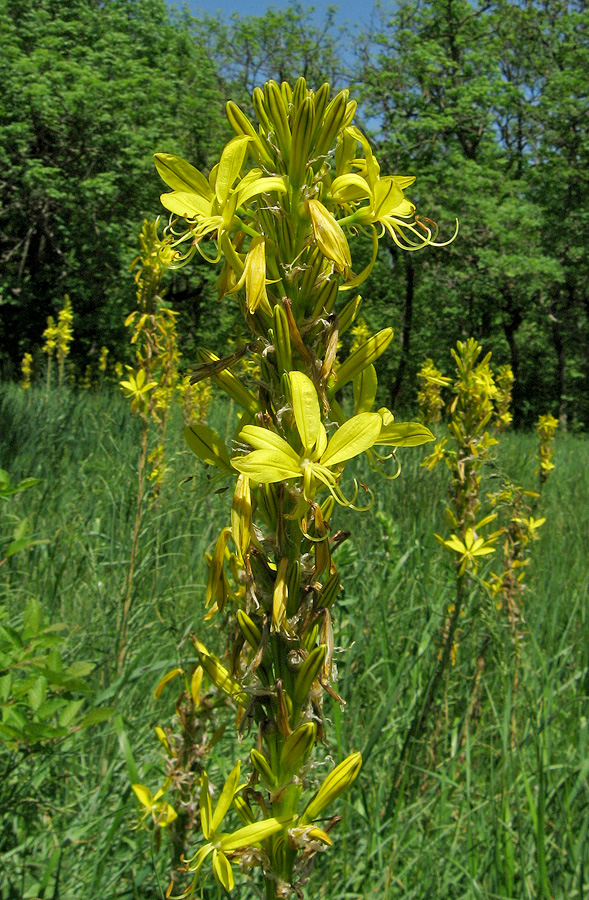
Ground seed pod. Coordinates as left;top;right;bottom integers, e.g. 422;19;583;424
330;328;393;395
320;324;339;381
184;423;232;474
251;748;277;787
275;679;292;738
205;527;231;610
273;305;293;374
302;623;319;652
300;752;362;824
342;99;358;129
197;348;260;416
257;482;278;531
299;247;324;300
314;568;341;610
233;794;256;826
338;294;362;336
315;533;331;581
190;665;204;707
311;276;338;318
291;76;308;113
311;83;331;137
280;80;293;107
236;609;262;650
252;86;272;133
280;722;317;779
353;364;378;414
293;645;327;710
226;100;274;168
193;637;248;706
285;559;301;617
231;474;252;562
272;557;289;634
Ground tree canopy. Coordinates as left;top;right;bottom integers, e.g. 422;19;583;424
1;0;587;426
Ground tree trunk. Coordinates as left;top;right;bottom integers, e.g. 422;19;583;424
390;253;414;409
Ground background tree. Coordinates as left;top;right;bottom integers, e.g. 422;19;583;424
355;0;585;424
0;0;226;375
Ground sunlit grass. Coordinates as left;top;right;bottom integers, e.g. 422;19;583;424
1;384;587;899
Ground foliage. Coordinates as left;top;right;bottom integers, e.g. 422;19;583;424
0;384;587;898
1;0;586;424
355;0;588;425
0;0;226;375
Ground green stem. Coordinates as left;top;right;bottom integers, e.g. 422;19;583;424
383;571;467;818
117;419;149;675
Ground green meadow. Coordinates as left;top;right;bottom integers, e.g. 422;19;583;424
1;383;587;900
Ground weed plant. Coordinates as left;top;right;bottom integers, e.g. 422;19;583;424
0;382;587;899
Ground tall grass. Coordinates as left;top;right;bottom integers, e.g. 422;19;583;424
1;383;587;900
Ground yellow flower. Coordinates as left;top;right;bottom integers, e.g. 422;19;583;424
185;762;293;893
435;527;497;575
232;371;381;506
155;140;286;264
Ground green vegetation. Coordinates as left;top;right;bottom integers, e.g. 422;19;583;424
1;0;588;895
1;0;587;426
1;383;587;898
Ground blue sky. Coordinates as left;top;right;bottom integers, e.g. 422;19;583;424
166;0;377;27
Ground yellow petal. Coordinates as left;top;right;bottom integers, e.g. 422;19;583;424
321;413;381;467
215;135;252;206
232;448;302;483
159;190;212;220
238;425;299;461
131;784;153;809
308;199;352;272
212;849;235;892
290;371;322;456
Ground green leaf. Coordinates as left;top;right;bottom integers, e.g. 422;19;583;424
78;707;116;728
59;699;86;727
23;599;42;638
4;537;47;558
0;673;12;702
36;697;67;721
115;714;140;785
0;624;23;649
65;660;95;678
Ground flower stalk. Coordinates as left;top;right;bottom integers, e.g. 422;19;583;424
140;77;451;897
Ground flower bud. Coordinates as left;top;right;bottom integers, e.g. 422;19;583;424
300;752;362;824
